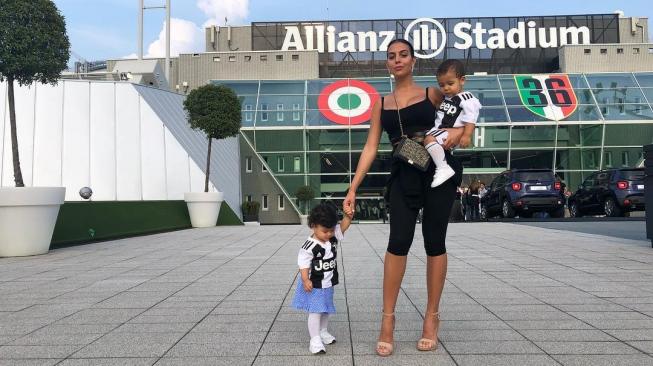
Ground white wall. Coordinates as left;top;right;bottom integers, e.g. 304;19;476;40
0;80;240;215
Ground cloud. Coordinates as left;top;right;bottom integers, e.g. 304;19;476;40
146;18;204;57
197;0;249;27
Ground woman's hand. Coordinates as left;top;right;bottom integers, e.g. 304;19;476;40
441;127;464;150
343;190;356;217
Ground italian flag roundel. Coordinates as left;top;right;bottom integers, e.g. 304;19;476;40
318;80;379;125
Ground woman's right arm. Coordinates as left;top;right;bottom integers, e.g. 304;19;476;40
343;100;383;215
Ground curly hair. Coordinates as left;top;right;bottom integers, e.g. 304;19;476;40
308;202;338;228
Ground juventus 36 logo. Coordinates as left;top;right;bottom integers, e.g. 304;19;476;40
515;74;578;121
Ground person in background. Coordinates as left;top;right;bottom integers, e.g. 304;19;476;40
468;181;480;221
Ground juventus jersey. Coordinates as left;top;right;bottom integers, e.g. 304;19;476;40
434;91;482;129
297;224;344;289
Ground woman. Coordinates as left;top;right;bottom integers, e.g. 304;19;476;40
343;39;463;357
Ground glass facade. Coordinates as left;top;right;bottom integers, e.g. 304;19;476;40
216;72;653;220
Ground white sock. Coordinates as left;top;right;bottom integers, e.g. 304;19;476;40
426;142;449;169
320;313;329;332
308;313;321;338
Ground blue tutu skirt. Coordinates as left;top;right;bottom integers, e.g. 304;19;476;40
291;277;336;314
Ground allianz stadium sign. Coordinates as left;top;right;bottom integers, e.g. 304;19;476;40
281;17;591;59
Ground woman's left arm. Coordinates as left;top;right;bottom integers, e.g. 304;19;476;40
427;87;461;150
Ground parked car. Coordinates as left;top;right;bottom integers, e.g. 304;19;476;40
568;168;645;217
481;169;565;219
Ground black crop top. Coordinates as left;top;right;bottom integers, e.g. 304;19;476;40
380;88;436;143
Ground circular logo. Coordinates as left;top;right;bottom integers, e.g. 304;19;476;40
318;80;379;125
404;17;447;59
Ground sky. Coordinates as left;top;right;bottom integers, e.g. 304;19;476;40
52;0;653;65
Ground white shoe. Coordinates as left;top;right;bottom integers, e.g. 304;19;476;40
320;329;336;344
309;336;326;354
431;165;455;188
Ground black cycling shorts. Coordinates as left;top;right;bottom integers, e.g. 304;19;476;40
387;175;457;257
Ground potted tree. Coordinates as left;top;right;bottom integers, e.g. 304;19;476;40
0;0;70;256
295;185;315;225
241;201;261;223
183;84;241;227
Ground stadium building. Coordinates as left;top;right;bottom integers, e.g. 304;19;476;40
3;12;653;228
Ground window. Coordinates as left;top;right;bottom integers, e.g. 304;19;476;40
276;55;283;61
293;156;301;172
278;194;285;210
633;48;640;54
603;151;613;168
245;157;252;172
228;55;236;62
597;172;610;185
584;49;591;54
600;48;607;54
278;156;285;172
276;104;284;122
588;152;597;168
617;48;624;54
649;48;653;54
245;104;253;122
244;55;251;62
292;103;301;121
262;156;268;172
260;103;268;122
213;56;221;62
582;174;596;188
617;98;626;115
621;151;630;167
260;54;268;61
292;54;299;61
601;97;609;116
245;195;252;203
262;195;269;211
635;97;642;115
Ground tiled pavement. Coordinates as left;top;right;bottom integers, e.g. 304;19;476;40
1;222;653;365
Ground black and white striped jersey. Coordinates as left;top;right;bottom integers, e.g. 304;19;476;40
434;91;482;129
297;224;344;289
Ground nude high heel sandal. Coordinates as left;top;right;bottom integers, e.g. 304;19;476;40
417;311;440;351
376;312;395;357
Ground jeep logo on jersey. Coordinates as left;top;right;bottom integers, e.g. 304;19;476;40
440;100;458;116
515;75;578;121
317;80;379;125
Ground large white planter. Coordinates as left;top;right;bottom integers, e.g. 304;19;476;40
184;191;223;228
299;214;309;226
0;187;66;257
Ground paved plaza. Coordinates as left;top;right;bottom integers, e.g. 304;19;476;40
1;222;653;365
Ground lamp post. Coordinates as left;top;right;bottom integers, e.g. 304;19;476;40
138;0;171;84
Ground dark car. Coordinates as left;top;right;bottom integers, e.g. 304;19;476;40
568;168;645;217
481;169;565;219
